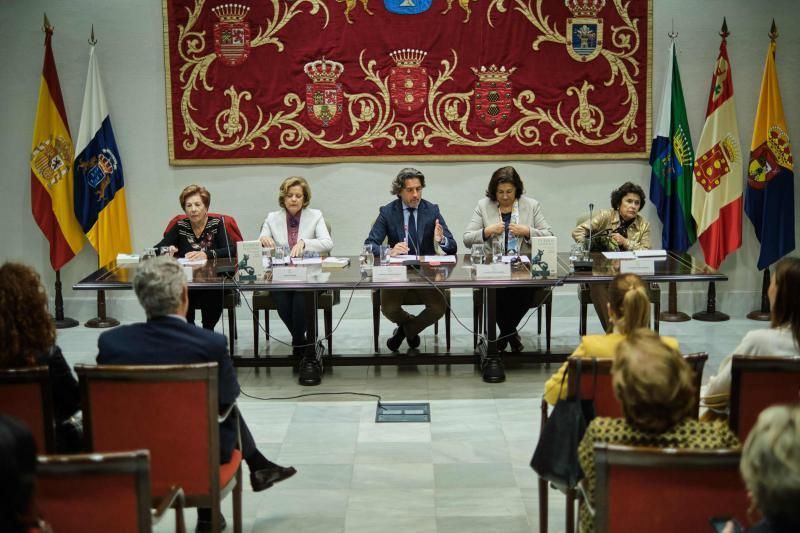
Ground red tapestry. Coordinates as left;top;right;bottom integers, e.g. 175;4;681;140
162;0;651;164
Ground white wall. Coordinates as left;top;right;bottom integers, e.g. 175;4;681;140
1;0;798;319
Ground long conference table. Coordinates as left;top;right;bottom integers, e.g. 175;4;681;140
74;252;726;381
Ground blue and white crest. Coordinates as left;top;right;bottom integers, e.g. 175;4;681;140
383;0;432;16
566;17;603;62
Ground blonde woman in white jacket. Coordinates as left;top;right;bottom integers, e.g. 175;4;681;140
259;177;333;363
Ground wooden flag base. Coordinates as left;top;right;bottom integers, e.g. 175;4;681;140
660;281;691;322
693;281;729;322
747;268;771;322
84;290;120;328
52;271;79;329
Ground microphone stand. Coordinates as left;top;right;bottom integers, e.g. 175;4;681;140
572;203;594;272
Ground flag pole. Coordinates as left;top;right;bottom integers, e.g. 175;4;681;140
693;19;731;323
40;14;79;330
659;23;691;323
746;20;778;323
79;26;119;329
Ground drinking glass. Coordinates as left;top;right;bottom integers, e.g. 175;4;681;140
159;246;174;257
262;247;273;269
491;240;503;264
569;244;582;262
360;244;374;269
142;247;157;260
274;245;286;263
380;244;391;265
470;244;484;266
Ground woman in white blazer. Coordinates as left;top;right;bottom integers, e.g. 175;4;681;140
463;166;553;352
259;176;333;359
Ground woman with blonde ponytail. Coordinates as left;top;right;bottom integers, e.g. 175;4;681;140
543;273;679;404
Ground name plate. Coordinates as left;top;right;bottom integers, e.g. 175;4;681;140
372;266;408;282
620;259;655;275
476;263;511;280
272;267;308;283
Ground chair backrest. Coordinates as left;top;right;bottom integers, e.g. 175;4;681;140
729;355;800;440
566;352;709;418
37;450;152;533
0;366;55;453
76;363;220;503
163;213;243;243
593;444;749;533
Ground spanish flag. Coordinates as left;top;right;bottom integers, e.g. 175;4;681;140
691;34;743;270
73;41;132;266
745;34;795;270
30;24;85;270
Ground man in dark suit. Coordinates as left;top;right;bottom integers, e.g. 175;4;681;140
97;257;296;532
365;167;457;351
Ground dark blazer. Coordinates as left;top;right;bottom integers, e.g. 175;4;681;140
97;316;240;462
365;198;457;256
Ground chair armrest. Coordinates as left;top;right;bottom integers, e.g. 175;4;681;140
578;480;594;518
152;485;185;532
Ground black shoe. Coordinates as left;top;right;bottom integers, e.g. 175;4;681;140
250;465;298;492
407;333;421;349
509;333;524;353
299;356;321;386
482;356;506;383
386;327;406;352
196;513;226;532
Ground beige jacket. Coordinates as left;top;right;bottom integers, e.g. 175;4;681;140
571;208;650;251
462;196;553;254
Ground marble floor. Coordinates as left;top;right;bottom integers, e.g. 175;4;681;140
54;301;761;533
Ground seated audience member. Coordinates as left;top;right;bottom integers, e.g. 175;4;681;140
462;165;553;352
155;184;232;331
364;167;457;352
97;256;295;532
737;405;800;533
577;329;740;533
0;415;48;533
702;256;800;412
571;182;651;331
543;273;678;405
259;176;333;382
0;262;81;452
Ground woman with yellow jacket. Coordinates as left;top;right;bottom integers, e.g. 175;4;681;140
543;273;679;405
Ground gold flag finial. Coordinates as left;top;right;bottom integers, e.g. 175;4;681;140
769;19;778;42
720;17;729;39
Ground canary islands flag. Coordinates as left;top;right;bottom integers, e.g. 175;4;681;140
745;38;795;270
649;41;696;252
74;43;132;266
30;26;85;271
691;37;743;270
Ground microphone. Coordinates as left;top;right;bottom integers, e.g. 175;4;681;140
573;202;595;271
215;215;236;278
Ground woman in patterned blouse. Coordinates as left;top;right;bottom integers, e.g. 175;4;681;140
155;184;232;330
577;329;740;533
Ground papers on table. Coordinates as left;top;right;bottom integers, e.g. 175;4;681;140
388;255;416;264
178;257;207;266
602;250;667;261
422;255;456;263
116;253;140;264
291;257;322;265
322;257;350;267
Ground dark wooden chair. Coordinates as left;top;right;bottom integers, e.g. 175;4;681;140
163;213;243;355
537;352;708;533
472;288;553;352
371;289;451;352
729;355;800;440
251;221;339;356
37;450;185;533
0;366;56;453
578;282;661;335
76;363;242;533
592;444;749;533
